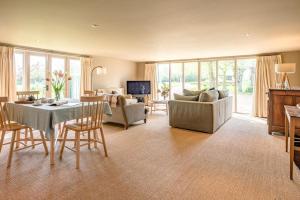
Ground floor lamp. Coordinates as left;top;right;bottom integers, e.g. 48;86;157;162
275;63;296;89
90;66;107;90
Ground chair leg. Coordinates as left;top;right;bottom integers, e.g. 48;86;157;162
88;130;91;149
76;131;80;169
40;131;48;155
99;127;108;157
7;131;16;168
59;122;66;138
59;128;68;159
29;128;35;149
0;130;6;152
24;128;28;145
15;130;20;149
93;130;97;148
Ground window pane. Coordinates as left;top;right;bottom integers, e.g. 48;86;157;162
157;63;170;100
14;52;24;91
217;60;235;96
200;61;216;90
69;59;81;99
184;62;198;90
29;55;46;97
170;63;183;99
236;59;256;113
51;57;65;98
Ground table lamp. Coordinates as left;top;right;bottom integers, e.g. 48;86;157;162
275;63;296;89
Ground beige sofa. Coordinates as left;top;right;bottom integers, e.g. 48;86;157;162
168;96;232;133
103;95;147;129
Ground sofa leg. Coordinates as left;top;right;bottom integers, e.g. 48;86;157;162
144;119;147;123
124;125;128;130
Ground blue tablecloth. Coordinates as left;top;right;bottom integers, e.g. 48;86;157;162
6;101;112;137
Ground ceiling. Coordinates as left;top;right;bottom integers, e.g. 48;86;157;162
1;0;300;62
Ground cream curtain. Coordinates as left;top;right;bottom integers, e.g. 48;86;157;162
80;57;92;95
253;55;282;117
144;63;158;100
0;46;16;101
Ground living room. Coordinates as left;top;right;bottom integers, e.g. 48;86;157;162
0;0;300;199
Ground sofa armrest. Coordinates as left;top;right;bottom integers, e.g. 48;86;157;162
123;103;146;124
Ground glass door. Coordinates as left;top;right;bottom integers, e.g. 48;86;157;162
236;59;256;114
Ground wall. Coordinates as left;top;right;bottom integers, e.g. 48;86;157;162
137;62;145;80
281;51;300;87
91;56;138;90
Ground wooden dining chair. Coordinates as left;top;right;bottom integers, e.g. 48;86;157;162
0;97;48;168
16;91;39;101
59;96;108;169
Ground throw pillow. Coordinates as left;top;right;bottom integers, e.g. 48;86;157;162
174;93;198;101
199;90;219;102
218;90;229;99
183;89;205;96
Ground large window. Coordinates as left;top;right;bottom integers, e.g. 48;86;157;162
170;63;183;98
200;61;216;90
156;57;256;114
184;62;198;90
29;54;47;97
69;59;81;99
14;52;24;91
13;50;82;99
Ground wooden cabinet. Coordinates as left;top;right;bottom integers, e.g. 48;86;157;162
268;89;300;134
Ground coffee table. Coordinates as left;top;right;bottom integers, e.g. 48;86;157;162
149;100;168;115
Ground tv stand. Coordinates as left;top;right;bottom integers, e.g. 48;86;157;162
132;94;149;104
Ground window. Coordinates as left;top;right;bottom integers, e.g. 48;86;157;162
13;49;82;99
217;60;235;96
157;63;170;100
14;52;24;91
170;63;183;99
51;57;66;98
200;61;216;90
156;57;256;114
69;59;81;99
184;62;198;90
29;54;46;97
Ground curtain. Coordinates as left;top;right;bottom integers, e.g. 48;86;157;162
144;63;158;100
80;57;92;95
0;46;16;101
253;55;282;117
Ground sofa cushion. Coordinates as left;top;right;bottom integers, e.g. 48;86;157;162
218;90;229;99
174;93;198;101
199;90;219;102
183;89;205;96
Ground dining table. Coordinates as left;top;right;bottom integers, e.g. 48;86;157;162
6;100;112;165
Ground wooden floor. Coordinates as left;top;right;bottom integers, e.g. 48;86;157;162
0;113;300;200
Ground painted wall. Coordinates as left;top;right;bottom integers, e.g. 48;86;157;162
281;51;300;87
91;56;138;90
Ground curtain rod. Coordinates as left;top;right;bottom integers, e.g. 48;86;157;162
0;42;91;58
144;51;288;64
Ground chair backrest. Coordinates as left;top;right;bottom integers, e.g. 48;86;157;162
79;96;105;130
16;91;39;100
83;90;96;96
0;97;11;129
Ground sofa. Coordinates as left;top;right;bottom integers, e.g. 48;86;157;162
103;95;147;129
168;96;232;133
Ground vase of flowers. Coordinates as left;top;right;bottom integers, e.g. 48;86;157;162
159;83;170;100
46;70;71;101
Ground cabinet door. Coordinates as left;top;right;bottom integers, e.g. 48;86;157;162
272;95;293;126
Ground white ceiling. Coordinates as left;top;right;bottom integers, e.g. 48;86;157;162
1;0;300;62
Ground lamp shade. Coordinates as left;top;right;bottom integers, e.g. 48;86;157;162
275;63;296;73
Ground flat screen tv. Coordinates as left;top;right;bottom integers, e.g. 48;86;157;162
127;81;151;95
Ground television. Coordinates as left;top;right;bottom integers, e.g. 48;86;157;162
127;81;151;95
